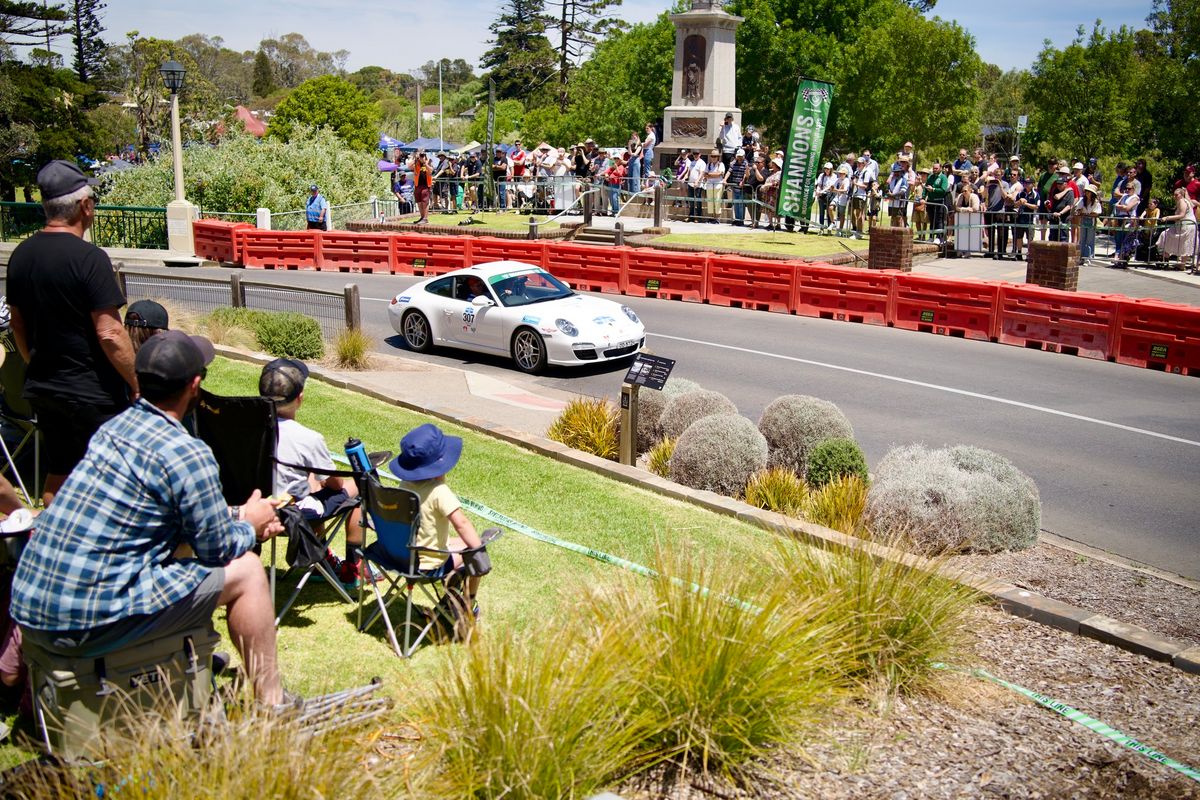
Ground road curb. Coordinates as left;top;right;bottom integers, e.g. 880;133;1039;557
212;344;1196;675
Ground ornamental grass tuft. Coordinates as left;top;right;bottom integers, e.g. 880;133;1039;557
646;436;677;478
583;549;850;782
772;536;979;695
546;396;619;460
744;467;809;516
332;326;374;370
804;474;870;536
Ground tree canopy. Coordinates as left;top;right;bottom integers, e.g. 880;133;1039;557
270;74;375;151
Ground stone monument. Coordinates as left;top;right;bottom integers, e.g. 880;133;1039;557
660;0;743;164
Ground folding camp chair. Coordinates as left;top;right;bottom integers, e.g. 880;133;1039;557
0;332;39;506
354;474;499;658
191;390;361;624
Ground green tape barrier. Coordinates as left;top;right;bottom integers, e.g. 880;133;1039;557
337;457;1198;784
932;663;1200;784
330;454;754;611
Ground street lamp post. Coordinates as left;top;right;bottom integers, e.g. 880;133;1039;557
159;60;197;254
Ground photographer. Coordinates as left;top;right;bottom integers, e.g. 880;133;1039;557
410;151;433;224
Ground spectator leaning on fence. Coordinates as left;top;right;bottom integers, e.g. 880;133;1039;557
305;185;329;230
726;148;748;226
6;160;138;506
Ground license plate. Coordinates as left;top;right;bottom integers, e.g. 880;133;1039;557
615;339;638;349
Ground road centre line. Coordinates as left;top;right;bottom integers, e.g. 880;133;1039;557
650;333;1200;449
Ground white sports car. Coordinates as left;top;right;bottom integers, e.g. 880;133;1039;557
387;261;646;374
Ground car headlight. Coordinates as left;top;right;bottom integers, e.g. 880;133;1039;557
555;318;579;337
621;305;640;324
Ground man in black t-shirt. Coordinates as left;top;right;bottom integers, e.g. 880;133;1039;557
6;160;138;504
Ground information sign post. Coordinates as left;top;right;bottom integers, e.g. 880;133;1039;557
619;353;676;466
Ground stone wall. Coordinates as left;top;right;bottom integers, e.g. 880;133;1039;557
1026;241;1079;291
867;225;913;271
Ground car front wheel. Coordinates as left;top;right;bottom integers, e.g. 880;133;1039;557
511;327;547;374
402;310;433;353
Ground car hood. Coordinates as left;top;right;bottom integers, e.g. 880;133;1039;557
518;294;643;340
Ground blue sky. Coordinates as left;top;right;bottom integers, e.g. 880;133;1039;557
93;0;1154;75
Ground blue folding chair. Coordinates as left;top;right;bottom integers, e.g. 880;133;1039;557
354;475;498;658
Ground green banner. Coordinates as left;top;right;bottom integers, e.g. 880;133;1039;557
777;78;834;221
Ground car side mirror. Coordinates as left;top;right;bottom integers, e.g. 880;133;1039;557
471;295;495;308
561;281;572;290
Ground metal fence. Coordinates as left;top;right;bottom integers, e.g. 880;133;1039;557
115;266;360;340
0;202;168;249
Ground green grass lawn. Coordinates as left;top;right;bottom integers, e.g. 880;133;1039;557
651;231;870;258
202;357;774;696
420;210;559;233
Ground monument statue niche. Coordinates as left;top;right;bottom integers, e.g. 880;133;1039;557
683;35;705;102
660;0;743;158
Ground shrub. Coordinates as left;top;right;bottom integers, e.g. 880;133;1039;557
586;550;846;780
332;327;374;370
744;467;808;516
547;397;619;460
772;536;977;694
658;388;737;441
417;619;652;799
757;395;854;475
646;436;676;478
253;312;324;360
806;437;869;489
669;414;767;496
636;377;701;454
866;444;1040;555
804;475;869;536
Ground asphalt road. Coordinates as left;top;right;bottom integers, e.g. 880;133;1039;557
82;266;1200;580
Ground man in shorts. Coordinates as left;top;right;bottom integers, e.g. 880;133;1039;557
11;332;288;705
259;358;368;588
6;160;138;504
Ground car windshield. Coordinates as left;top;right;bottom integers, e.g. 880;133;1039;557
488;268;574;307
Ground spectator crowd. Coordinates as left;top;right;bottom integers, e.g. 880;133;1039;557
382;121;1199;271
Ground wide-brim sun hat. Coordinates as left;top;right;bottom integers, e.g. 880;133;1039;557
389;423;463;481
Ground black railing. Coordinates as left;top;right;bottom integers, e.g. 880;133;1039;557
0;202;169;249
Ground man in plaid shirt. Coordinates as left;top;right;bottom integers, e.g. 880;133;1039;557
12;332;287;705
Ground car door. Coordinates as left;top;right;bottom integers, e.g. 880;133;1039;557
420;277;456;343
448;276;507;354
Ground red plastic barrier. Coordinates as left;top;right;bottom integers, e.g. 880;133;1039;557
238;229;319;270
390;234;467;276
1112;298;1200;375
891;274;1000;341
467;236;547;268
544;242;624;293
192;220;250;264
624;248;706;302
317;231;393;273
794;263;895;325
707;255;795;313
997;285;1119;360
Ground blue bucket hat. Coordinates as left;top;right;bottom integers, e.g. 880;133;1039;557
389;423;463;481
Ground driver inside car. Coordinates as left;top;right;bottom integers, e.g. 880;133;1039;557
458;276;489;302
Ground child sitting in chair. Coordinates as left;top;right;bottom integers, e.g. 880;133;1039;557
388;423;487;612
259;358;369;588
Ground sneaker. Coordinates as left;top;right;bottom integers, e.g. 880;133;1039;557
323;548;344;575
338;559;383;590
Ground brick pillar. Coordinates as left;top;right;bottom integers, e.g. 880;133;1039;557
1026;241;1079;291
868;225;913;271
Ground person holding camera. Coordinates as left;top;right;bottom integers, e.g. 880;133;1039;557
411;152;433;224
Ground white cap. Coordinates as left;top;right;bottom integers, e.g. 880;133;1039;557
823;162;833;169
1073;162;1084;170
735;148;746;157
